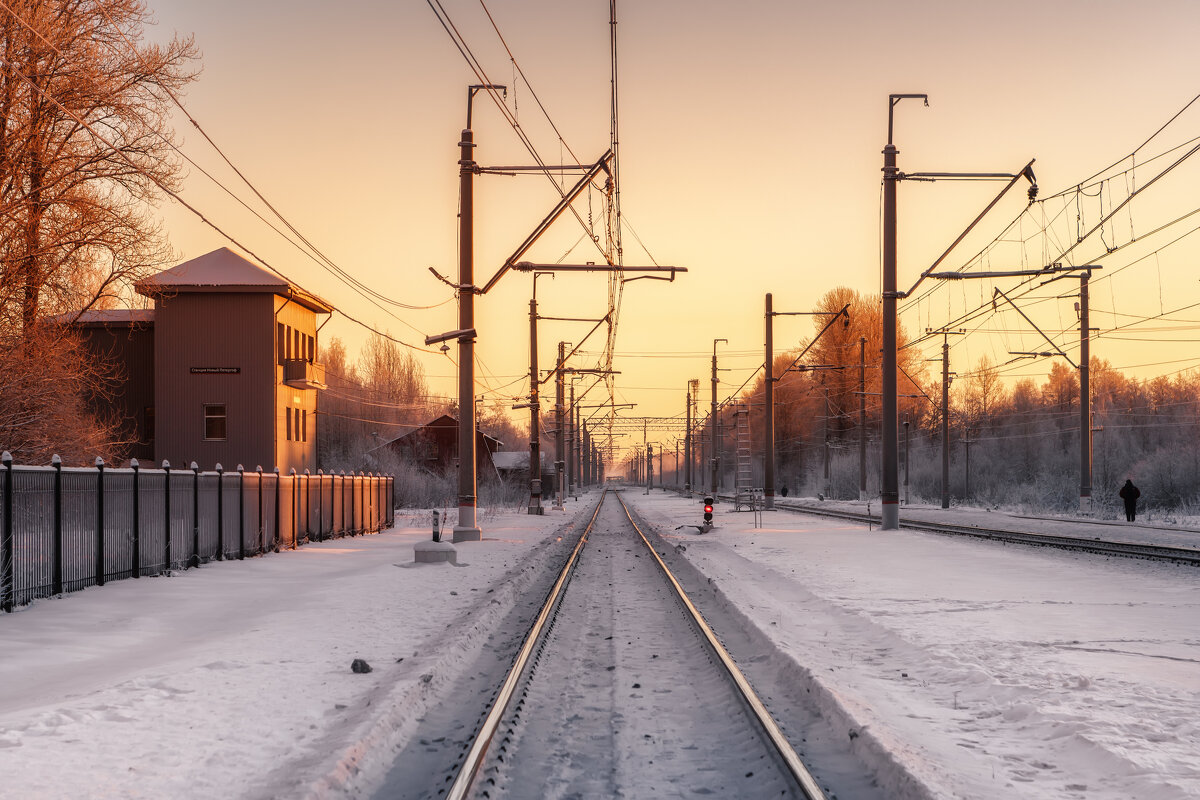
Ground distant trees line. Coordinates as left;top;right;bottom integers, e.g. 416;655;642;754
723;287;1200;517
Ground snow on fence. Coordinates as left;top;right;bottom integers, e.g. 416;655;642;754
0;452;395;612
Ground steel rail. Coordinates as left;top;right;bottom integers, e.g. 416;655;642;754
614;493;828;800
443;493;606;800
753;497;1200;566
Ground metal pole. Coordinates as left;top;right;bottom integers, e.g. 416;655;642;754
1080;271;1092;514
711;339;725;497
216;463;224;561
554;341;565;510
574;401;581;495
2;451;13;611
881;138;900;529
256;465;263;555
646;443;653;494
568;383;576;496
941;337;951;509
859;336;867;501
527;296;542;514
191;461;200;567
52;455;63;592
764;293;775;509
96;457;106;587
454;123;481;542
685;384;692;496
132;459;140;578
164;460;172;570
823;383;831;497
903;420;910;505
238;465;246;559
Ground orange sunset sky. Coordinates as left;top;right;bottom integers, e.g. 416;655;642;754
142;0;1200;461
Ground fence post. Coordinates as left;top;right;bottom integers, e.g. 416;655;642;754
52;454;63;594
95;457;106;588
238;465;245;560
191;461;200;568
216;463;224;561
163;460;171;572
303;468;311;543
356;471;363;535
340;470;346;535
255;466;263;555
316;469;324;542
2;451;13;612
289;468;298;549
272;467;280;553
131;458;140;579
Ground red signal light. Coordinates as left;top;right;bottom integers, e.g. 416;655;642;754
704;504;713;514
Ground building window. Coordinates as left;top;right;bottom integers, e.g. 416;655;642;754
307;334;314;362
302;409;307;442
277;322;286;364
294;408;301;443
285;405;292;441
294;329;300;362
204;404;227;440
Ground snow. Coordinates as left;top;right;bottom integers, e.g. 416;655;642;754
627;492;1200;799
2;491;1197;799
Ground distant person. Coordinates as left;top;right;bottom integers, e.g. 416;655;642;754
1119;479;1141;522
780;485;789;497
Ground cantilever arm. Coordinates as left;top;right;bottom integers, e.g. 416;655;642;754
902;159;1036;298
479;150;614;295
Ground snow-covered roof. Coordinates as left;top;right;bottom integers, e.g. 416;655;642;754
48;308;155;326
135;247;332;314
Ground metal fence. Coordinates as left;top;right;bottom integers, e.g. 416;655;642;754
0;453;395;611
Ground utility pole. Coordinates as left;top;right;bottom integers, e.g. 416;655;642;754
711;338;726;497
554;341;566;510
941;335;951;509
685;383;692;496
1080;270;1092;514
823;380;831;498
903;418;910;505
582;422;590;487
576;395;585;491
859;336;867;501
450;86;503;543
880;95;929;530
568;382;576;497
526;290;542;514
646;443;653;494
764;293;775;509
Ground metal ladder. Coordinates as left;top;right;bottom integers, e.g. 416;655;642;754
734;402;754;510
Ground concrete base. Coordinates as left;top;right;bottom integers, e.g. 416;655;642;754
527;505;545;515
414;539;457;564
452;526;481;543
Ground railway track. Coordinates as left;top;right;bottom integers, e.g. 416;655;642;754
384;489;836;799
751;496;1200;566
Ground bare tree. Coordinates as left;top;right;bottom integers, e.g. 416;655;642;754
0;0;199;332
0;0;198;461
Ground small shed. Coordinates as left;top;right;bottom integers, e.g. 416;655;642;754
380;414;502;475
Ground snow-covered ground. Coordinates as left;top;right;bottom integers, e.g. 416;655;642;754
628;491;1200;799
1;490;1197;799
